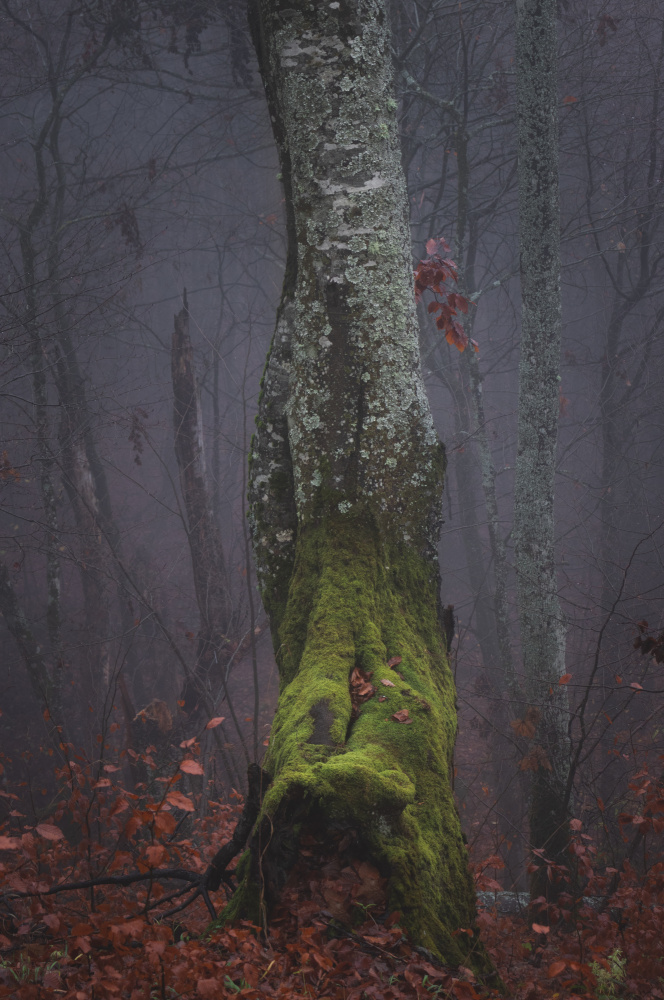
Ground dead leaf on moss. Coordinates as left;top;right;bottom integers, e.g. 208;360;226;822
350;666;376;707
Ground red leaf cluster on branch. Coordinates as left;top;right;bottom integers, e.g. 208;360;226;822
414;237;478;353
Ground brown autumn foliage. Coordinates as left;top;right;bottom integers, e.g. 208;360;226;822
1;740;664;999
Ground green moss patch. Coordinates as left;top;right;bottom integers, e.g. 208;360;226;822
222;509;491;975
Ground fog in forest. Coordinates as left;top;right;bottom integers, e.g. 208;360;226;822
1;2;664;990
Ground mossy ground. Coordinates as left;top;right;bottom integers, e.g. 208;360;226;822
220;510;492;976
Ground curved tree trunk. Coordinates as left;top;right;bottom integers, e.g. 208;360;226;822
228;0;491;973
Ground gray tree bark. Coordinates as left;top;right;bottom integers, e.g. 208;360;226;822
514;0;570;898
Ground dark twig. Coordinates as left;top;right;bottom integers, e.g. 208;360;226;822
2;867;202;899
2;765;271;925
159;883;217;920
144;882;193;912
2;866;221;921
205;763;271;891
159;888;203;920
315;910;402;962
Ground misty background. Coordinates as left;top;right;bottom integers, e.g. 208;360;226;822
1;0;662;889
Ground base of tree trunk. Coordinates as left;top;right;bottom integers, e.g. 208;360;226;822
213;512;493;976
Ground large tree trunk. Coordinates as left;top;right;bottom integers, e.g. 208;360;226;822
229;0;490;973
514;0;571;899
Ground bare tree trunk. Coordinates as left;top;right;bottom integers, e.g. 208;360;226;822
171;296;233;716
459;346;517;698
18;178;62;668
438;348;527;891
46;103;119;695
450;89;519;706
53;313;115;692
514;0;570;900
12;21;132;713
53;322;149;713
427;115;525;887
0;558;66;743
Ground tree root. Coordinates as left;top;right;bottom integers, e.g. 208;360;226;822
204;763;271;891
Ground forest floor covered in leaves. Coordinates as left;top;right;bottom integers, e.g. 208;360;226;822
1;744;663;1000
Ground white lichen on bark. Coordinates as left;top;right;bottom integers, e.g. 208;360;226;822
249;0;444;606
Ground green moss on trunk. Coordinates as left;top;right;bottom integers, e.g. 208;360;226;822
221;510;489;973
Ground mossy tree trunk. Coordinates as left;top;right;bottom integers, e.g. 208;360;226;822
225;0;490;973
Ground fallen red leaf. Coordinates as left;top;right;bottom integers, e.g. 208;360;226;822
180;758;204;775
196;978;219;997
547;959;566;978
35;823;64;841
75;935;92;954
